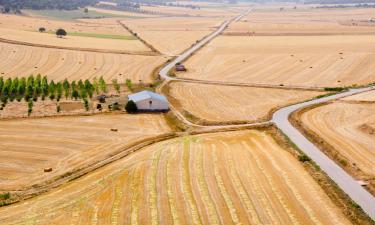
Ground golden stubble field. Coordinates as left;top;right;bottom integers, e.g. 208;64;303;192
226;7;375;35
0;13;151;53
0;113;171;191
179;35;375;87
300;91;375;180
0;130;350;225
120;16;225;55
169;82;324;123
0;42;166;83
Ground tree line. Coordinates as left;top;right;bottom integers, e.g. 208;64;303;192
0;0;98;11
0;75;111;104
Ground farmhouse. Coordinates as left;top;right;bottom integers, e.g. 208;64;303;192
128;91;169;111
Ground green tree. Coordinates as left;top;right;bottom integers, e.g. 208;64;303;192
26;75;34;88
0;77;4;95
9;77;18;101
83;98;89;111
125;78;133;91
56;82;63;101
125;100;137;113
92;77;99;95
84;79;93;98
56;28;67;38
34;74;42;97
63;79;70;99
99;76;107;93
41;76;49;100
28;99;33;116
112;79;120;94
17;77;26;99
49;80;56;100
80;88;87;99
2;78;12;99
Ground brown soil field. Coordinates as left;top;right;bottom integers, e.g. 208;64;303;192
169;82;324;123
0;113;170;191
179;35;375;87
0;42;165;83
226;8;375;35
300;99;375;179
0;14;151;53
0;130;351;224
121;17;224;55
0;100;86;119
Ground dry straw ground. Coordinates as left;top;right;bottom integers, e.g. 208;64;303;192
179;35;375;87
300;92;375;180
0;114;170;191
120;17;224;55
0;130;350;225
0;14;151;53
169;82;324;123
0;42;165;82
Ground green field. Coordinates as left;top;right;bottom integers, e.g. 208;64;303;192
27;9;142;21
45;31;136;40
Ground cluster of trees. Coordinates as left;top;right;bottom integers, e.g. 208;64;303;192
0;75;112;114
0;0;98;11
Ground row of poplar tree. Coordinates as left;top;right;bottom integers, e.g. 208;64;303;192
0;75;110;104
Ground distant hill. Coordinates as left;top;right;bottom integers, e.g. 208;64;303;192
0;0;99;11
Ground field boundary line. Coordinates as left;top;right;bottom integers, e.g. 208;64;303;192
0;37;159;56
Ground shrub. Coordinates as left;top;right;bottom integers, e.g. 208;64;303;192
298;154;311;162
28;99;33;116
125;100;137;113
99;76;107;93
39;27;46;32
125;78;133;91
83;98;89;111
0;192;10;200
324;87;346;92
56;28;67;38
112;79;120;94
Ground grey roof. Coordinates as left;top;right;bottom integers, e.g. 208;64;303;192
128;91;168;103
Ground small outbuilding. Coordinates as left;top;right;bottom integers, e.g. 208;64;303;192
127;91;169;112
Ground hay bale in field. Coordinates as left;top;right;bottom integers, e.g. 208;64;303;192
44;168;52;172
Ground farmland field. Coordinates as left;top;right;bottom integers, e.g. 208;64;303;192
226;8;375;35
0;130;350;224
121;17;224;55
0;113;170;191
169;82;324;123
178;35;375;87
0;14;151;53
0;42;165;82
300;96;375;179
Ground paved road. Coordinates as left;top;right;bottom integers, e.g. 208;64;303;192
272;86;375;219
158;7;375;220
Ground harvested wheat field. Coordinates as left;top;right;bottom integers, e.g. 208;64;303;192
140;4;242;17
169;82;323;123
0;130;350;224
179;35;375;87
121;17;224;55
0;113;170;191
300;97;375;178
0;42;165;83
226;7;375;35
0;14;150;53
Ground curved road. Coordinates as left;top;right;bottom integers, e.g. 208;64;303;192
158;9;375;220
